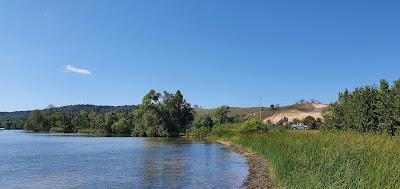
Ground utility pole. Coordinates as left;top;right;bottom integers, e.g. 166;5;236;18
259;98;262;121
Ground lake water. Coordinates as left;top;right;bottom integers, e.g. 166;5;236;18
0;130;248;189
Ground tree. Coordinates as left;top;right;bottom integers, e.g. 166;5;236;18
297;99;306;104
193;115;214;128
111;117;131;134
162;90;194;135
132;90;194;136
72;113;89;131
105;112;118;128
322;79;399;135
25;110;50;132
303;116;316;126
47;104;56;109
302;116;322;129
392;80;400;131
50;112;73;133
142;89;161;107
377;79;395;134
213;105;231;125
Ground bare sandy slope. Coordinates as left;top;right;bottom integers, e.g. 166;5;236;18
264;103;327;124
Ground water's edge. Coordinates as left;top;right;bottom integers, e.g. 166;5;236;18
210;138;276;189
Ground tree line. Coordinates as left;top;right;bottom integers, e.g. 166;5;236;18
17;90;245;137
22;90;192;136
0;118;25;130
322;79;400;135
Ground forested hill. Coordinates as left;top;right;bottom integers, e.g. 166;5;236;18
0;104;137;120
0;111;31;120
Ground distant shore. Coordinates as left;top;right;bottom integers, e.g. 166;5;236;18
215;139;274;189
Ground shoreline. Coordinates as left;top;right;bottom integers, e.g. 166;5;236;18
215;139;275;189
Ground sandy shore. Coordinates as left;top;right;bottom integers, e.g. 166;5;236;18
216;140;275;189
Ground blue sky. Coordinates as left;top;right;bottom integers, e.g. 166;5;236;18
1;0;400;111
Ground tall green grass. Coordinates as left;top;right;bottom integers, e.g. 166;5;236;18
213;130;400;188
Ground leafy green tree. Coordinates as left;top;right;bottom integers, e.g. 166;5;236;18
213;105;231;125
322;79;399;135
162;90;194;134
303;116;316;126
132;90;164;136
25;110;50;132
193;115;214;128
301;116;322;129
3;121;14;130
377;80;395;134
111;117;131;134
72;113;88;131
142;89;161;107
50;112;73;132
105;112;118;128
392;80;400;131
132;90;194;136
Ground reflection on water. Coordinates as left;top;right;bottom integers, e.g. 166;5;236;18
0;130;248;189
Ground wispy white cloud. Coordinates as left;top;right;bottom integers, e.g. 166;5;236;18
65;65;91;76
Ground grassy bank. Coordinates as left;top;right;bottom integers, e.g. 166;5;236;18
212;129;400;188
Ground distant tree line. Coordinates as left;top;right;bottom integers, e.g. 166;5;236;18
296;99;322;104
0;118;26;130
1;89;247;137
21;90;194;137
23;106;133;135
322;79;400;135
0;105;134;130
0;111;30;129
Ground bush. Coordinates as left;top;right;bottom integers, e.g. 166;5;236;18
211;119;268;136
77;128;108;135
192;115;214;128
235;119;268;134
49;127;65;133
185;126;211;137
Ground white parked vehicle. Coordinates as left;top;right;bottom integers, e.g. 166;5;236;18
291;123;309;130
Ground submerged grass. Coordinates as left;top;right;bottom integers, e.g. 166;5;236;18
212;129;400;189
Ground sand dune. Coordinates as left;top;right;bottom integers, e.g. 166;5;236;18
264;103;327;124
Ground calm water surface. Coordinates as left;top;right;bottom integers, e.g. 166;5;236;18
0;130;248;189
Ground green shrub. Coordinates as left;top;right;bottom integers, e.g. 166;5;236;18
212;119;267;135
49;127;65;133
185;126;211;137
77;128;108;135
235;119;267;134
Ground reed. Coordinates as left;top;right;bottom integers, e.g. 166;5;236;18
213;129;400;188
